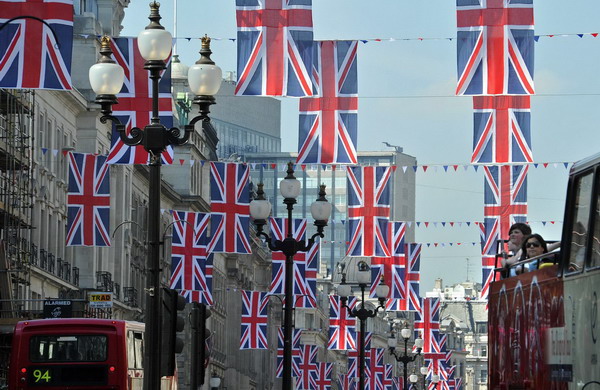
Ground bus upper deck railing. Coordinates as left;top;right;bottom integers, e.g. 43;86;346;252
494;250;561;279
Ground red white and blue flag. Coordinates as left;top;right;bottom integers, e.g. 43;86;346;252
367;348;386;390
472;95;532;164
328;295;357;350
0;0;73;90
456;0;535;95
235;0;314;97
314;362;333;390
346;166;392;257
276;327;302;377
348;331;371;378
297;344;318;390
66;153;110;247
481;164;528;299
209;162;251;254
370;255;402;301
107;37;174;165
387;243;421;312
269;217;319;308
240;290;269;349
392;377;404;390
169;211;213;305
338;374;354;390
382;364;393;390
414;297;441;354
297;40;358;165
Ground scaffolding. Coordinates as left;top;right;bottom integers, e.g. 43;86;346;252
0;89;34;386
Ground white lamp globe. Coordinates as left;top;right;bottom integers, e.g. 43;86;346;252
209;376;221;388
337;284;352;298
137;28;172;61
400;327;411;340
249;199;271;220
189;63;222;96
387;336;397;348
432;374;440;383
89;62;124;95
409;374;418;383
310;198;332;221
280;177;301;199
420;366;429;376
376;283;389;299
415;337;424;349
356;261;371;284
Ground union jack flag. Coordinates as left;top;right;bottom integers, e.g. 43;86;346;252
382;365;393;390
388;221;407;256
269;217;318;308
392;377;404;390
276;327;302;377
209;162;251;254
414;297;441;354
338;374;355;390
107;37;174;165
0;0;73;90
169;211;213;305
456;0;535;95
424;350;448;386
314;362;333;390
297;40;358;164
66;153;110;246
240;290;268;349
387;243;421;312
328;295;357;350
348;331;371;378
296;344;318;390
481;164;528;299
472;96;532;164
367;348;386;390
347;166;392;257
235;0;314;96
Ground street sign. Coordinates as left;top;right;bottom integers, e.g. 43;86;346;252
88;292;113;308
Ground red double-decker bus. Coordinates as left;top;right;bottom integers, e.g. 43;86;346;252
8;318;177;389
489;153;600;389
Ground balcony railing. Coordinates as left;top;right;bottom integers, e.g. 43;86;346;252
47;253;55;274
64;263;71;283
114;283;120;300
30;243;37;266
123;287;137;308
39;249;47;270
96;271;113;292
73;267;79;287
56;258;63;278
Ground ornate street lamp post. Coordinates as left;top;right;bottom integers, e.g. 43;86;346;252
88;3;221;389
387;323;424;390
249;163;332;390
338;261;389;390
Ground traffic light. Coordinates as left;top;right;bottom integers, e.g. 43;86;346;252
191;302;211;388
160;288;186;377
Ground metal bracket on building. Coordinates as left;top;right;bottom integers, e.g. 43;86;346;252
145;287;155;297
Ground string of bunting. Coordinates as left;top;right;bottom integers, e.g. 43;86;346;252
76;32;600;43
41;148;572;171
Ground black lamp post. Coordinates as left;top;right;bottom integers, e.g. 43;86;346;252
337;261;389;390
249;163;332;390
88;3;221;390
387;323;424;390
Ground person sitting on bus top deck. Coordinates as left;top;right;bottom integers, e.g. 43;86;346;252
517;233;561;273
501;222;532;269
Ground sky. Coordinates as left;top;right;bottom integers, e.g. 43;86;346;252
122;1;600;293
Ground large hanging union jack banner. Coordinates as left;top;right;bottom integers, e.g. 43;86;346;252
240;290;269;349
235;0;314;96
456;0;535;95
297;40;358;164
269;217;319;308
328;295;357;350
169;211;213;305
348;331;371;378
0;0;73;90
414;297;441;354
472;95;532;164
66;153;110;247
296;344;318;390
347;166;392;257
314;362;333;390
276;327;302;378
386;242;421;312
107;37;174;165
209;162;251;254
367;348;386;390
480;164;528;299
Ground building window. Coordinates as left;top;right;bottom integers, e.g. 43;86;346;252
480;369;488;383
476;322;488;334
481;345;487;357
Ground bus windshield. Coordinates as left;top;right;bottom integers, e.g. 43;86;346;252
30;335;108;362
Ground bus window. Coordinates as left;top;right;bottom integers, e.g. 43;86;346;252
30;335;107;362
568;172;593;273
127;330;144;369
